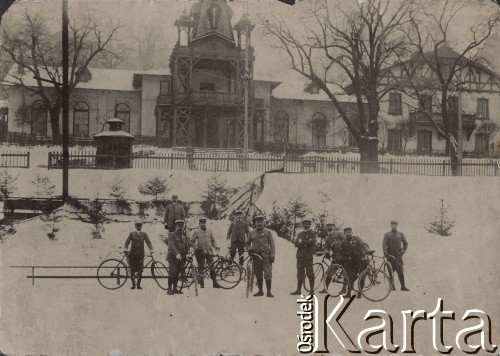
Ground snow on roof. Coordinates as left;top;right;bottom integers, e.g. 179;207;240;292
2;66;170;92
272;80;358;102
94;130;134;138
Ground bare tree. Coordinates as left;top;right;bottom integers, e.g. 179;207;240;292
1;9;120;144
392;0;499;172
261;0;411;171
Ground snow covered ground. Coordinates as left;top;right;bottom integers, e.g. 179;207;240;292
0;172;499;355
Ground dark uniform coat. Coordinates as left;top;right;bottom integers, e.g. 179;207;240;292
246;227;275;279
163;203;186;231
323;231;345;261
294;229;317;281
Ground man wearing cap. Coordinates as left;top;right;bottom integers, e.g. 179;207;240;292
191;218;221;289
341;227;370;298
164;194;186;233
227;210;250;266
246;215;275;297
319;223;345;293
290;217;317;296
383;220;409;291
123;221;154;290
167;220;189;295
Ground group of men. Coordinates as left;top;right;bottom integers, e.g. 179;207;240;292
290;218;410;298
123;193;409;298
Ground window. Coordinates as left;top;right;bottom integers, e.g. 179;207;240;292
200;82;215;91
348;133;357;148
160;80;171;95
388;93;402;115
417;130;432;155
273;111;289;144
448;96;458;114
387;129;402;153
310;112;327;147
419;95;432;113
115;103;130;133
73;102;89;136
475;133;488;156
476;98;489;119
31;100;47;136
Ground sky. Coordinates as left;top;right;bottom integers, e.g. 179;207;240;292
1;0;499;80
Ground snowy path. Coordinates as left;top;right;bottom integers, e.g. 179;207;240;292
1;173;499;354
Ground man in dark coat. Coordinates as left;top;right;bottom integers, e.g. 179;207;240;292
191;217;221;289
227;210;250;266
246;215;275;297
341;227;370;298
167;220;189;295
290;217;317;296
319;222;345;294
382;220;409;291
164;194;186;232
315;214;328;251
124;221;154;290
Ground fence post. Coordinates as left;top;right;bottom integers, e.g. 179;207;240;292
442;160;446;176
390;159;393;174
113;155;117;169
48;152;51;170
26;152;30;168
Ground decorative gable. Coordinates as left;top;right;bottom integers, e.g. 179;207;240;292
191;0;235;45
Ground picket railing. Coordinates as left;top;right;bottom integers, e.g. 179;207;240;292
46;151;500;176
0;151;30;168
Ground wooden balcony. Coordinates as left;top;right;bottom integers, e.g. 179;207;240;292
157;91;241;106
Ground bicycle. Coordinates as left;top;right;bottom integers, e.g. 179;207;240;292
303;251;332;293
97;250;169;290
322;251;392;302
180;249;242;295
196;249;242;289
378;254;395;291
245;252;263;298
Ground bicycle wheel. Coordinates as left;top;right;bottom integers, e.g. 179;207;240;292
303;262;324;292
218;262;242;289
324;264;349;297
151;261;169;290
358;268;391;302
381;262;395;290
246;261;254;298
97;259;129;290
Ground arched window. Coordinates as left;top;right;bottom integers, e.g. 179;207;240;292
115;103;130;132
310;112;328;148
73;102;89;136
31;100;47;136
273;111;289;144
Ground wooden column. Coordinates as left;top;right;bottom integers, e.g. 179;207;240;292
203;105;208;148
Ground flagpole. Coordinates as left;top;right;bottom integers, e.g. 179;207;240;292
243;11;249;170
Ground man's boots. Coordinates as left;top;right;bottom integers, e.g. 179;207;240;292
210;271;221;289
308;277;315;296
173;277;183;294
399;275;410;291
131;275;136;290
290;279;302;295
266;279;274;298
167;277;174;295
136;275;142;290
254;278;264;296
199;277;205;288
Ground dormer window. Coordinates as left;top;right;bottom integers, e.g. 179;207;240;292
208;4;220;29
304;83;320;94
76;67;92;82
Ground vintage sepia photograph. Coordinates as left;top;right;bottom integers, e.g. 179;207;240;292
0;0;499;354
